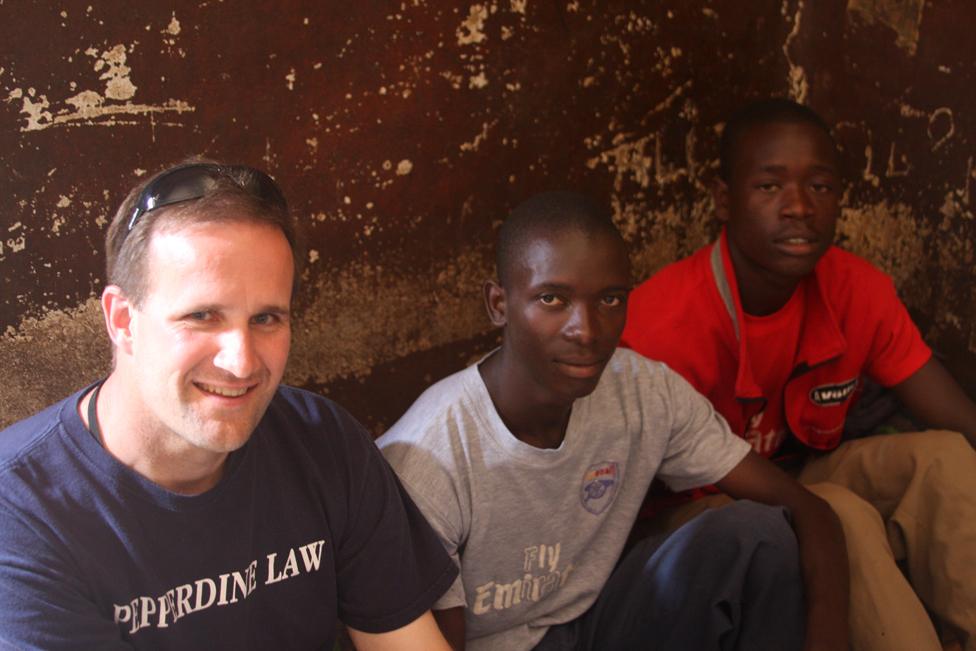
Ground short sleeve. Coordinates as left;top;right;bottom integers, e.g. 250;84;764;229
331;414;458;633
378;435;469;612
653;366;751;493
862;276;931;387
396;479;467;611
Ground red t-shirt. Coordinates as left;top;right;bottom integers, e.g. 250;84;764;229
740;282;805;456
621;229;931;455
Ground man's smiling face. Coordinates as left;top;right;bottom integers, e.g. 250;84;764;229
126;218;293;455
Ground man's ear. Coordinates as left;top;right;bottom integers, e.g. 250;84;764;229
102;285;135;356
483;280;507;327
712;178;731;223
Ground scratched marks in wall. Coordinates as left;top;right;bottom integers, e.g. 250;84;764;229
2;0;975;431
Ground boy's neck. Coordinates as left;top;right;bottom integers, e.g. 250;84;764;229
478;351;572;449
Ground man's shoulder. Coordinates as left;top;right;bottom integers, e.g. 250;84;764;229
623;243;728;356
377;365;479;449
815;246;901;304
818;246;886;277
0;393;77;474
592;348;680;408
269;384;346;422
263;385;375;456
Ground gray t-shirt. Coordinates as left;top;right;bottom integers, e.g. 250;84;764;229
378;348;750;651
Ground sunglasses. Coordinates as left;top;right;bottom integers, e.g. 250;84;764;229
126;163;287;231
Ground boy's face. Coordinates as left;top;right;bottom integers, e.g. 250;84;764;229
491;228;631;406
716;120;840;284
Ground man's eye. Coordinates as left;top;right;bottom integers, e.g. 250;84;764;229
756;183;779;193
186;311;211;321
602;295;624;307
810;182;834;194
252;313;280;326
539;294;562;306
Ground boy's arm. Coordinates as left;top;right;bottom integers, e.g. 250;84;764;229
892;357;976;448
432;606;466;651
348;611;453;651
716;451;849;651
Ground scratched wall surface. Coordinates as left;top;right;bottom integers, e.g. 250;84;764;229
2;1;974;434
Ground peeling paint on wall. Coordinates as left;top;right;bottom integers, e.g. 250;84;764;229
7;41;195;133
782;0;809;103
3;0;976;431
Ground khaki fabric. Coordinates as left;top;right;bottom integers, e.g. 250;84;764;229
642;431;976;651
799;431;976;651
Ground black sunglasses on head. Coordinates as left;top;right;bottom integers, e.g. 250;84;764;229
126;163;287;231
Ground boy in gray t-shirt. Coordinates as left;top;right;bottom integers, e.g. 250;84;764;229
379;192;850;651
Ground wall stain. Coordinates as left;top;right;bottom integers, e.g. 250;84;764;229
848;0;925;55
3;1;975;432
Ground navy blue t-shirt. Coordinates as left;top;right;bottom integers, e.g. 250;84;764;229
0;384;456;649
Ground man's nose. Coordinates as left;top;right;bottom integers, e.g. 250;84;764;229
213;328;258;378
781;184;814;219
564;304;597;346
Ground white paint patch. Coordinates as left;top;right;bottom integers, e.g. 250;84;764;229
848;0;924;55
457;4;488;45
862;144;881;187
396;159;414;175
927;107;954;151
5;232;26;254
14;89;194;132
164;13;182;36
56;195;72;208
440;71;464;89
468;71;488;88
782;0;809;104
586;133;655;191
510;0;527;14
308;249;320;263
11;43;195;132
460;119;497;152
286;68;297;91
91;44;137;101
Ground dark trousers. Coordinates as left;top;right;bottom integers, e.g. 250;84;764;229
534;500;805;651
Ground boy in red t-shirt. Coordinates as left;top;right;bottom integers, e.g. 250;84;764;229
623;99;976;651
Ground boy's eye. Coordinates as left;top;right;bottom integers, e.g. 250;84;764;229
810;182;834;194
602;295;624;307
539;294;562;306
252;313;281;326
756;182;780;193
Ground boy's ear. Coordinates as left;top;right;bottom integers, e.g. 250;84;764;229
712;178;731;223
483;280;507;327
102;285;135;356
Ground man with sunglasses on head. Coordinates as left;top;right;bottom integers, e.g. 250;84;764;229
0;162;457;650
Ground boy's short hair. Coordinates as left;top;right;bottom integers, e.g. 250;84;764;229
496;191;621;287
719;98;835;182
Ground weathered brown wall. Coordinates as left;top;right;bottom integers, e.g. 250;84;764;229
3;1;974;435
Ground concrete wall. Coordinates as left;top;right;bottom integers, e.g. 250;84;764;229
2;0;974;434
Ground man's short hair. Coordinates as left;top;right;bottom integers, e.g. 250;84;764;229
105;160;303;307
495;191;622;287
719;98;835;182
